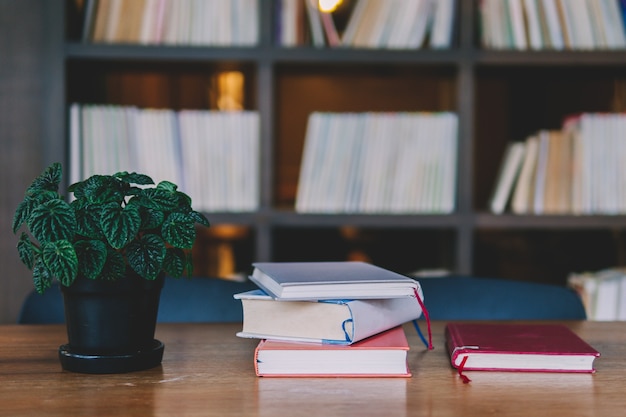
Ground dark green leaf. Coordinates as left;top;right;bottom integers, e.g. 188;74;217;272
163;248;186;278
162;212;196;249
114;171;154;185
12;191;60;234
135;188;179;211
156;180;178;192
42;240;78;287
99;249;126;280
138;206;165;230
189;210;210;227
126;234;166;280
71;175;125;203
72;200;105;239
17;232;37;269
176;191;193;207
26;163;62;194
75;240;107;279
100;202;141;249
32;258;54;294
27;199;76;244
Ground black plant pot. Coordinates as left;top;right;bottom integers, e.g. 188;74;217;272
58;272;165;374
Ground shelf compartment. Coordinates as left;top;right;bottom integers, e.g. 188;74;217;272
272;226;457;276
274;63;458;207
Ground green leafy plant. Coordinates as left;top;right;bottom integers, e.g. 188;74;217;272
13;163;210;294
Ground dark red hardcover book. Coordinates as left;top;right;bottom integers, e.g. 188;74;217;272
445;323;600;374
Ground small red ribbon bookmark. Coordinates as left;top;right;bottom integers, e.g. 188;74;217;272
413;288;433;350
458;356;472;384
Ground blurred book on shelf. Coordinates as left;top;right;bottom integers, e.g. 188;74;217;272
568;267;626;321
276;0;456;49
478;0;626;50
489;112;626;215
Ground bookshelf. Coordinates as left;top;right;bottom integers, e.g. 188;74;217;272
54;0;626;286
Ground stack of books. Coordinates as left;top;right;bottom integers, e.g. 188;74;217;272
234;261;427;377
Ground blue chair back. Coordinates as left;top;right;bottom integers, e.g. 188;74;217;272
18;277;258;324
418;276;586;320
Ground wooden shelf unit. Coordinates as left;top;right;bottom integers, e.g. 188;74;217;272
55;0;626;285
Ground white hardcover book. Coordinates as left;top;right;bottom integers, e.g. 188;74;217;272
587;0;608;49
540;0;565;49
555;0;576;48
599;0;626;48
441;112;458;213
594;274;621;320
304;0;326;47
351;0;386;48
388;113;414;212
568;0;596;49
523;0;544;49
405;0;434;49
234;289;423;344
341;0;370;46
296;112;322;212
507;0;529;49
344;113;367;212
382;0;414;49
532;130;551;214
430;0;455;49
249;261;422;300
69;103;82;185
618;274;626;320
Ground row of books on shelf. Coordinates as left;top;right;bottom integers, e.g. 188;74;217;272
82;0;259;45
69;104;260;212
479;0;626;50
295;111;458;214
276;0;455;49
489;112;626;215
568;267;626;321
234;261;425;377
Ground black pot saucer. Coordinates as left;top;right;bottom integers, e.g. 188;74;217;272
58;339;164;374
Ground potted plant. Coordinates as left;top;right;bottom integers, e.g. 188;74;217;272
12;162;209;373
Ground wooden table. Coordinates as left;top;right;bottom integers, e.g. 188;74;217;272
1;321;624;416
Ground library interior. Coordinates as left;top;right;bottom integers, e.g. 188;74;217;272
2;1;626;415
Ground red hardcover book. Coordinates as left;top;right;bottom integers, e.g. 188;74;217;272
445;323;600;375
254;326;411;377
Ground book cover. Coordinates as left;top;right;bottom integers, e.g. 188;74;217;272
249;261;421;300
254;325;411;377
445;323;600;374
234;289;422;344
